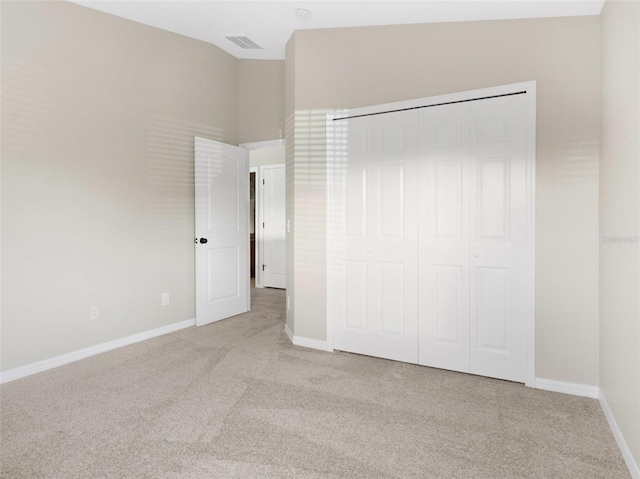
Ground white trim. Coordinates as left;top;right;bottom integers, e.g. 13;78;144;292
284;325;333;353
524;81;537;388
250;166;264;288
284;323;294;343
599;389;640;478
325;116;333;352
240;139;284;150
325;112;340;353
326;81;537;383
292;335;333;352
534;378;599;398
0;319;195;384
246;148;252;313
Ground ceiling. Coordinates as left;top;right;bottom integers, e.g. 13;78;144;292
70;1;605;60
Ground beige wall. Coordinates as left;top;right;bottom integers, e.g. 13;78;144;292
288;109;329;341
285;34;329;340
238;60;285;144
600;0;640;468
1;1;239;371
249;146;285;168
286;16;601;385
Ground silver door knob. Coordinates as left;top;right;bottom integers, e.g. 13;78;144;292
366;248;372;253
472;252;479;257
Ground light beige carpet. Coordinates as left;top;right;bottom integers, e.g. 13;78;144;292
0;287;629;478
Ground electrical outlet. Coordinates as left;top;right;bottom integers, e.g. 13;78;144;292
90;306;99;320
286;295;290;310
162;292;170;306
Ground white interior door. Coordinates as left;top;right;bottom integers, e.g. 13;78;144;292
418;94;528;382
330;110;419;364
418;102;471;373
468;95;527;382
195;137;249;326
262;165;286;289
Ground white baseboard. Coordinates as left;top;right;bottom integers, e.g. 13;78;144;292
284;323;294;343
534;378;599;398
535;376;640;479
293;335;332;352
283;324;332;353
0;318;195;384
599;389;640;479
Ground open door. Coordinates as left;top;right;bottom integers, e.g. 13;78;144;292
195;137;249;326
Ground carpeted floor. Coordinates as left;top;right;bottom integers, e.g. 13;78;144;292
0;287;630;478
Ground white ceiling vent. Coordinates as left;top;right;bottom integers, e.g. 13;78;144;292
224;35;262;50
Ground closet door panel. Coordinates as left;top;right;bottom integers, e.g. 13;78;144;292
418;103;471;373
433;265;464;345
377;165;405;238
434;160;463;240
345;260;368;330
469;95;527;382
330;110;418;363
379;261;405;335
373;110;419;360
329;116;372;350
345;167;367;237
475;266;511;352
477;158;510;240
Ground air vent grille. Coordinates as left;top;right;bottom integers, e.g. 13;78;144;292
224;36;262;50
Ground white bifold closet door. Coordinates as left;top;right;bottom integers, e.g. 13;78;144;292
417;102;471;373
330;110;419;363
418;94;527;382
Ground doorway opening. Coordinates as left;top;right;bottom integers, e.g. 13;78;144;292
240;140;286;290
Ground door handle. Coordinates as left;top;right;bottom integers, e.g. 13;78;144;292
199;238;208;244
472;252;479;257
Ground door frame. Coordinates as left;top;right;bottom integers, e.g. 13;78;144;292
326;81;537;387
239;139;285;289
250;167;262;287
